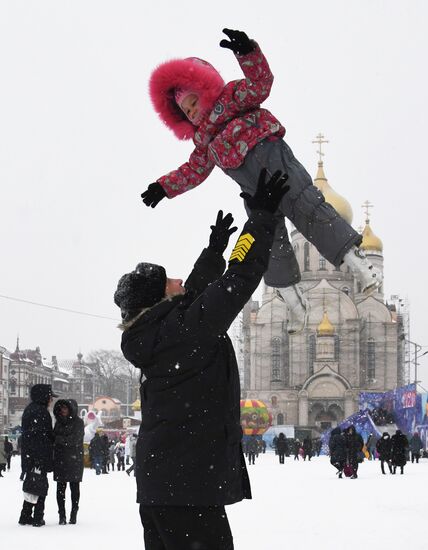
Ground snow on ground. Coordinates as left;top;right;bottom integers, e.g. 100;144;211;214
2;454;427;549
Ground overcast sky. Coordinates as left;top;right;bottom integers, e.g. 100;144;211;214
1;1;427;384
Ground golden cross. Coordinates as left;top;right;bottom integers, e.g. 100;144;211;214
312;133;329;163
362;200;374;223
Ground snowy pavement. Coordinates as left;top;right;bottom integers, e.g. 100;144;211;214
1;454;427;549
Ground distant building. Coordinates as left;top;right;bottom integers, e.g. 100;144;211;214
0;347;10;433
241;149;405;435
6;339;70;427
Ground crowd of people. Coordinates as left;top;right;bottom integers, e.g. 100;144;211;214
242;434;322;465
329;425;424;478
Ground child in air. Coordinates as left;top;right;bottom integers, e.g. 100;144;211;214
142;28;381;332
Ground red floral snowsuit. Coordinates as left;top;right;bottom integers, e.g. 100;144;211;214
156;45;361;287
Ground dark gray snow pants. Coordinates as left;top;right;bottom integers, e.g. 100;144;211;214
226;139;362;288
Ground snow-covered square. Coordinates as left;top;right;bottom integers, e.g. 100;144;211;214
2;454;427;549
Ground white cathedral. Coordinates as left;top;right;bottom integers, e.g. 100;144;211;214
240;137;405;435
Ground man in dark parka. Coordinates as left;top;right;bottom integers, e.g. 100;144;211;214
376;432;393;474
391;429;409;474
53;399;84;524
19;383;56;526
409;432;423;463
115;169;289;550
344;424;364;478
329;427;346;477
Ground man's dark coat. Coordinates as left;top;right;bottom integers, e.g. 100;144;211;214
121;211;276;506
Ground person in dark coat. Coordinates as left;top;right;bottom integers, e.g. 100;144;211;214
19;384;56;527
53;399;84;525
409;432;423;463
344;425;364;478
260;439;266;454
101;434;110;474
116;169;289;550
302;437;313;461
247;436;258;465
376;432;393;474
0;436;7;475
276;433;288;464
329;427;347;478
391;430;409;474
88;433;104;475
293;439;300;461
4;436;14;470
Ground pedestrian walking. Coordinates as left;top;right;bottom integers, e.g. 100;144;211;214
343;425;364;479
0;436;7;476
89;433;104;475
293;439;300;461
247;436;258;465
409;432;423;464
126;434;137;476
4;436;13;471
116;443;125;471
376;432;393;474
391;430;409;475
108;441;116;471
303;437;312;461
276;433;288;464
329;427;346;478
53;399;84;525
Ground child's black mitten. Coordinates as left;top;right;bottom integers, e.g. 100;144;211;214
208;210;237;254
240;169;290;214
219;28;255;56
141;182;167;208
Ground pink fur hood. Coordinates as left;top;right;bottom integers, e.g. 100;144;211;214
149;57;225;140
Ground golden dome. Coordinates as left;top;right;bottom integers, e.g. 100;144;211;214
314;162;353;224
360;222;383;252
131;399;141;412
317;311;335;337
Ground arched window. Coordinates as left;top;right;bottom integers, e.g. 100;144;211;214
271;338;281;381
277;413;284;425
304;242;310;271
319;256;327;270
367;338;376;380
308;334;316;376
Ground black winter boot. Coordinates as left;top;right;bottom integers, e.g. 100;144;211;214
59;516;67;525
69;507;78;524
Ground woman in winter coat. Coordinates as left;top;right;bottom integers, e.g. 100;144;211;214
390;430;409;474
376;432;393;474
302;437;313;461
276;433;288;464
344;425;364;479
143;28;381;334
329;428;346;478
53;399;84;525
409;432;423;463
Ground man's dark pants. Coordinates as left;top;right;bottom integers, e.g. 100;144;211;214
139;505;234;550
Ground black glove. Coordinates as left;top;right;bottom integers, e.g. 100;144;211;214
219;28;255;56
240;168;290;213
141;182;167;208
209;210;238;253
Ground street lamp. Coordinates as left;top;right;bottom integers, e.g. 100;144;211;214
404;339;428;388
